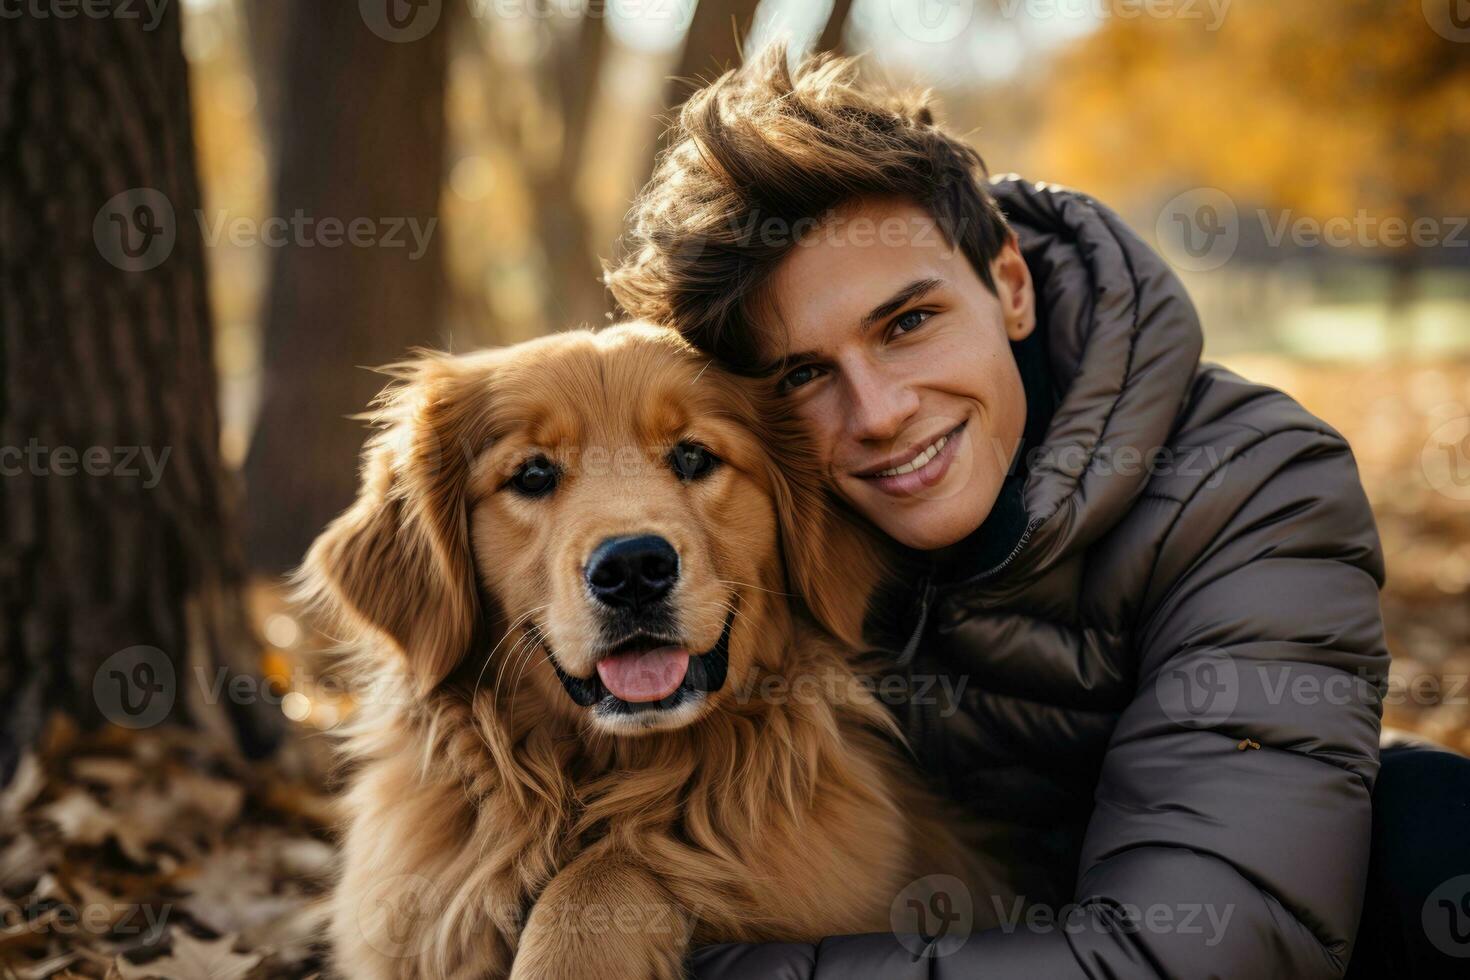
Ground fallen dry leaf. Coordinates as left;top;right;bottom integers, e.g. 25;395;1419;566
114;931;261;980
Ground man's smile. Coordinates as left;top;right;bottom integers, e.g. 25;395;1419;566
851;421;967;498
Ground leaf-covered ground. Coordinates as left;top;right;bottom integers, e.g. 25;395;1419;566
0;721;334;979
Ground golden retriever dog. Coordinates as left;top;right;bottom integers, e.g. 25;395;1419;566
300;322;1000;979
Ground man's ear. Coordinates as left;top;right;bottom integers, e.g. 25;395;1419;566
993;232;1036;342
298;358;485;696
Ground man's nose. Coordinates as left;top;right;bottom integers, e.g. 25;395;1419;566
844;363;920;444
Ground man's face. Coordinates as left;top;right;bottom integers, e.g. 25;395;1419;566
764;197;1037;551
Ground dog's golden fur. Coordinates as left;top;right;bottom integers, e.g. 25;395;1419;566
300;323;999;979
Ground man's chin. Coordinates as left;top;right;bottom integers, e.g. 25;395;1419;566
842;482;994;552
881;517;979;552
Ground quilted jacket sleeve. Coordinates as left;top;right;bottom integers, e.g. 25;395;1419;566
691;426;1389;979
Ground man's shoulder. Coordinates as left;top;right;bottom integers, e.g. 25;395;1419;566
1092;360;1381;590
1145;360;1356;503
1106;360;1386;598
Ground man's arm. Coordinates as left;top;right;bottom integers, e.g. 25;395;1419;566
692;424;1389;979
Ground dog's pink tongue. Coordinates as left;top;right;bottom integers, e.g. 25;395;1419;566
596;647;690;702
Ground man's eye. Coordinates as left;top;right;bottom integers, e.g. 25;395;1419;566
778;364;821;393
669;442;719;481
892;309;933;334
509;455;558;497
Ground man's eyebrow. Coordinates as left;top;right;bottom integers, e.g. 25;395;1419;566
860;277;945;331
760;277;947;376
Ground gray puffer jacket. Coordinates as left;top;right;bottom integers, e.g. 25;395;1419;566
691;178;1390;979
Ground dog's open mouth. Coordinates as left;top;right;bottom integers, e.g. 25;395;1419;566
546;607;734;714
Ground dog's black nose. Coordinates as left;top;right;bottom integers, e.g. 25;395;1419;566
585;535;679;611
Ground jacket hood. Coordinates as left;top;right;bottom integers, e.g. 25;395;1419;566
970;176;1205;588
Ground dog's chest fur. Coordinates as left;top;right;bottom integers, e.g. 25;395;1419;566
326;630;981;979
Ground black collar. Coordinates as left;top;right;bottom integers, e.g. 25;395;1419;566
930;313;1056;587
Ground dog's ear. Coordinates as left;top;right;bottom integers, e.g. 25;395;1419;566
298;356;487;695
760;423;892;649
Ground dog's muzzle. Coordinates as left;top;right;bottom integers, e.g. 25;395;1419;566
545;605;735;714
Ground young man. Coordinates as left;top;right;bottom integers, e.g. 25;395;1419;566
606;47;1470;978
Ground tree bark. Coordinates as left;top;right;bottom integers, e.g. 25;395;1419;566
240;0;294;166
670;0;756;97
638;0;759;188
0;1;279;780
242;1;448;574
816;0;853;54
523;0;611;330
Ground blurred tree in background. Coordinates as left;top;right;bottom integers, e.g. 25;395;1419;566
28;0;1457;748
1033;0;1470;320
0;2;279;780
240;1;449;574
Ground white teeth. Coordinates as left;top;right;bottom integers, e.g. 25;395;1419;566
876;434;948;477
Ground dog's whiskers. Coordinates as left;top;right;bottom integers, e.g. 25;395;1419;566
489;633;544;728
715;578;792;598
504;624;551;724
495;626;545;702
477;603;551;701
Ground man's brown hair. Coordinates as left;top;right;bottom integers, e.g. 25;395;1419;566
605;45;1013;374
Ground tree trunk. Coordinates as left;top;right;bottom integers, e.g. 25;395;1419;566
524;0;611;331
0;1;280;781
639;0;760;187
816;0;853;54
671;0;757;96
242;1;448;574
241;0;294;167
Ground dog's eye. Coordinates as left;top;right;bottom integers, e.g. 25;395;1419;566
509;455;559;497
669;442;718;481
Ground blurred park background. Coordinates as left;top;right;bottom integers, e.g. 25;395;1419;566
1;1;1468;975
184;0;1470;749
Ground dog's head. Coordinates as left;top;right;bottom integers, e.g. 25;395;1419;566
301;322;883;735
